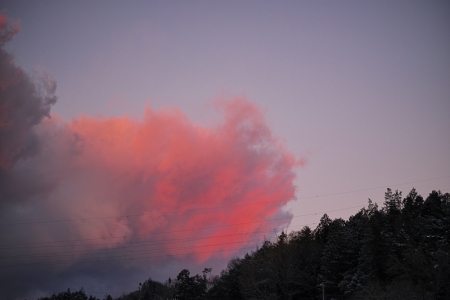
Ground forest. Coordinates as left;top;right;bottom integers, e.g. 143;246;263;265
38;188;450;300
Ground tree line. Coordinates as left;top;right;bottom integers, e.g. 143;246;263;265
38;188;450;300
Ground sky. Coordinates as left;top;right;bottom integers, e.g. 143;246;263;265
1;1;449;299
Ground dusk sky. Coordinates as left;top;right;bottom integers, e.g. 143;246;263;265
1;1;449;299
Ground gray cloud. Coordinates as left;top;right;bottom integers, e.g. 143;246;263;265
0;15;57;171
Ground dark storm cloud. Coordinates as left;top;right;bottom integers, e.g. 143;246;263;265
0;14;56;171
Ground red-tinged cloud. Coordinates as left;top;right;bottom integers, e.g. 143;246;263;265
0;14;302;299
20;99;298;262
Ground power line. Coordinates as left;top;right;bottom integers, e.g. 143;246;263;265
0;205;362;249
1;178;447;269
295;175;450;199
1;203;369;265
0;238;262;263
0;222;322;269
0;221;320;261
0;245;257;269
2;175;448;227
0;200;373;268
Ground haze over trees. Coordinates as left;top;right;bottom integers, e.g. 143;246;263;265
38;188;450;300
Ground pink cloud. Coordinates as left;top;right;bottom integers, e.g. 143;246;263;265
3;98;299;265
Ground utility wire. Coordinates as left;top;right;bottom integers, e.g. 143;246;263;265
2;175;447;226
1;202;365;265
1;178;447;269
302;175;450;199
0;245;257;269
0;205;362;249
0;238;263;263
0;222;318;261
0;222;321;268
